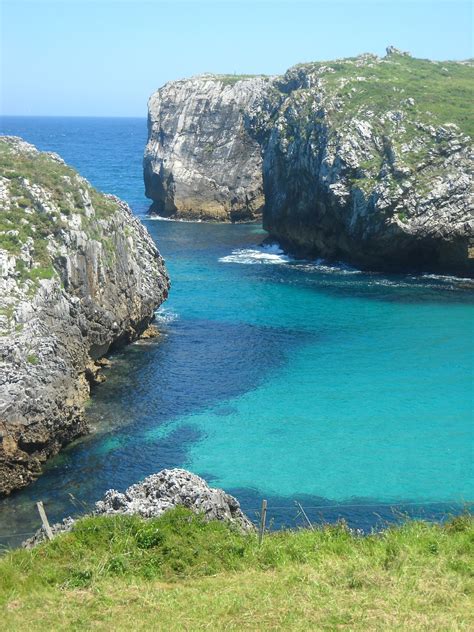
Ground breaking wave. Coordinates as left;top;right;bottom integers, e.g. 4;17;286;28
219;244;362;274
146;214;202;223
219;244;292;265
154;306;179;324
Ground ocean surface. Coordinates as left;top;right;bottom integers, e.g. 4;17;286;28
1;116;473;547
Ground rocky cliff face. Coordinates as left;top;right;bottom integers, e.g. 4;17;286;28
259;51;473;274
146;50;473;274
144;75;272;221
0;137;170;495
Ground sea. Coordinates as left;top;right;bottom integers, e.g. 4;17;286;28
0;116;473;547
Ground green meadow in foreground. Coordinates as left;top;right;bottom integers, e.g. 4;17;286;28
0;508;473;631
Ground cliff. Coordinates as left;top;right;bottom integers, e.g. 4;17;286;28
0;137;170;495
144;74;271;221
145;50;473;274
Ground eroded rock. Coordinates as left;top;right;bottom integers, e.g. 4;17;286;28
95;468;254;531
144;75;273;222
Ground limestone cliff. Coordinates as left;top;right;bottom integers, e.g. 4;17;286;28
145;50;473;274
144;75;272;221
0;137;170;495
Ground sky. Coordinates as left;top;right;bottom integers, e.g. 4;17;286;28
1;0;472;117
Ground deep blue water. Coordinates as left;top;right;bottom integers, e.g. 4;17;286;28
0;117;473;547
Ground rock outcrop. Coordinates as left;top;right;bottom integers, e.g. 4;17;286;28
23;469;253;547
95;468;253;530
0;137;170;495
144;75;272;221
145;51;473;275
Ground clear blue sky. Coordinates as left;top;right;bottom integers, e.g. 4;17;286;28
1;0;472;117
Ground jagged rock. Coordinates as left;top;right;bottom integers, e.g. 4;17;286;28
23;517;75;549
0;137;170;495
95;468;254;530
386;45;411;57
145;53;473;275
23;469;253;547
140;324;160;339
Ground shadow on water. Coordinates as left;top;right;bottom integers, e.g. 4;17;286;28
0;316;314;547
223;486;473;533
222;258;474;308
144;219;474;308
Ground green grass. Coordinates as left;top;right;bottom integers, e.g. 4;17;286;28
1;508;472;630
278;54;473;196
293;54;473;138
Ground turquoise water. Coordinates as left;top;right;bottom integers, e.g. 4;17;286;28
0;117;473;545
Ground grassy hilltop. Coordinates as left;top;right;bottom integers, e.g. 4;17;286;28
292;52;473;137
1;509;473;631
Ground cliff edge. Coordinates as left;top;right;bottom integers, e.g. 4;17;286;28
0;137;170;495
145;50;473;274
144;74;272;222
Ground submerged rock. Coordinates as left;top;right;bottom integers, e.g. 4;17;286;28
145;52;473;275
0;137;170;495
23;469;253;547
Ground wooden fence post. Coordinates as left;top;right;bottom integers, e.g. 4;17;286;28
36;501;54;540
258;499;267;545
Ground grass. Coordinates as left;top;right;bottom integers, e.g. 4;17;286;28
277;53;473;197
1;508;472;630
293;54;473;138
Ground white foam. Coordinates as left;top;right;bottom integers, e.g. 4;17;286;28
219;245;362;274
420;273;474;285
219;244;292;265
154;306;179;324
146;214;202;223
307;259;362;275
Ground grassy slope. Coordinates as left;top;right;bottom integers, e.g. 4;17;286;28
296;54;473;138
1;509;473;630
285;54;473;200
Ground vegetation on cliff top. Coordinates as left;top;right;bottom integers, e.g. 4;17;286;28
1;508;472;630
213;73;269;86
0;138;117;286
293;53;473;138
274;52;473;210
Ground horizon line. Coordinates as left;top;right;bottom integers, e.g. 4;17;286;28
0;114;148;119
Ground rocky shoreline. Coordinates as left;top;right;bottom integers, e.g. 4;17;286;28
144;48;473;275
23;469;254;547
0;137;170;495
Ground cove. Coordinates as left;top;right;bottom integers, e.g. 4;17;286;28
0;117;472;547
